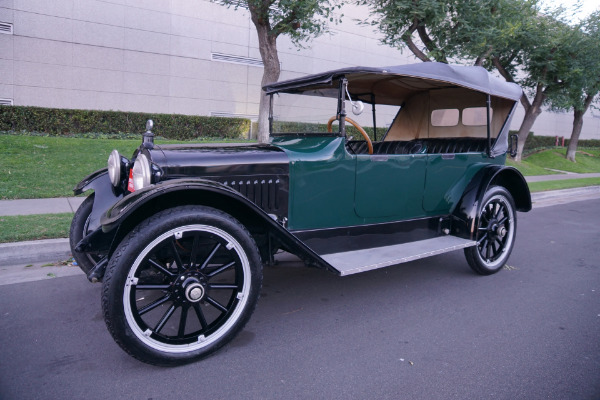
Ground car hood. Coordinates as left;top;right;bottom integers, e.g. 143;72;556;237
150;143;289;178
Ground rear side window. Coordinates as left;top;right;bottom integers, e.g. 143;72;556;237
462;107;492;126
431;109;459;126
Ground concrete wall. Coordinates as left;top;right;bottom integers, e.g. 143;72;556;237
0;0;597;139
0;0;410;118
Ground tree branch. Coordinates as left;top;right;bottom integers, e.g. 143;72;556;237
474;46;493;66
492;56;532;111
273;7;299;37
403;20;431;62
248;0;274;28
416;25;447;63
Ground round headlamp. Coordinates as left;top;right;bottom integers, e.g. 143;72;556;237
107;149;122;187
132;153;152;191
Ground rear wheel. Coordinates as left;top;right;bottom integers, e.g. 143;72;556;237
464;186;517;275
101;205;262;366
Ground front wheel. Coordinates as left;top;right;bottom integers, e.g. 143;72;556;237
102;206;263;366
464;186;517;275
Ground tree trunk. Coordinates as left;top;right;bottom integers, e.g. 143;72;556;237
566;93;595;162
566;110;584;162
254;24;281;144
513;96;544;162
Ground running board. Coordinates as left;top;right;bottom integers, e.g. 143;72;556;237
322;236;476;276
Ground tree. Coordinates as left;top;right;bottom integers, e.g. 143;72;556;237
218;0;342;143
361;0;576;162
547;11;600;162
357;0;539;64
488;10;580;161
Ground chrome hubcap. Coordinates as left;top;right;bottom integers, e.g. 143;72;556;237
184;282;205;302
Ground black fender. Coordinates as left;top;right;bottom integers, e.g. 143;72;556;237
73;168;123;233
452;165;531;240
99;178;336;273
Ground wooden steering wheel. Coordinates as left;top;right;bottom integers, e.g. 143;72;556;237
327;116;374;155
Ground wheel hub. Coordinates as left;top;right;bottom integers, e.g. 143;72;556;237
174;272;208;303
497;226;507;238
185;282;205;302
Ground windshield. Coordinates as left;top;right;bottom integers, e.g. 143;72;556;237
270;92;400;138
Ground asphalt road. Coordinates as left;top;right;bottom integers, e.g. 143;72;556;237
1;200;599;400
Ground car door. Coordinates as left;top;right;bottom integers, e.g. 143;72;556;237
354;151;427;220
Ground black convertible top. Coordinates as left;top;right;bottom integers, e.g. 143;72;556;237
264;63;522;102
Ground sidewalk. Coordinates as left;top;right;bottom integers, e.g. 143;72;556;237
0;196;85;216
1;174;600;266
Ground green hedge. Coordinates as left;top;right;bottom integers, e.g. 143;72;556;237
0;105;250;140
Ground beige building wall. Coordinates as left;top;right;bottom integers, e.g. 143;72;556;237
0;0;410;119
0;0;597;139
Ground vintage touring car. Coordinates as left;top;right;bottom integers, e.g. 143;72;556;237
71;63;531;365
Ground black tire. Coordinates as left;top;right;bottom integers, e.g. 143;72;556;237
69;193;103;275
464;186;517;275
101;205;263;366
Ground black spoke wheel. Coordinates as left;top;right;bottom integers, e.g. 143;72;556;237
102;206;262;366
69;193;103;275
464;186;517;275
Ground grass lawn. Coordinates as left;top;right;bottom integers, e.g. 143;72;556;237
506;158;558;176
0;212;73;243
0;135;253;199
523;148;600;174
527;177;600;193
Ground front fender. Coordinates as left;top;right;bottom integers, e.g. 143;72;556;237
74;168;108;195
100;179;336;273
453;165;531;240
73;168;123;232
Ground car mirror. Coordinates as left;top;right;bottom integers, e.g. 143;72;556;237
509;134;518;158
352;101;364;115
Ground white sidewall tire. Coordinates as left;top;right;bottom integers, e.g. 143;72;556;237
123;224;252;354
465;186;517;275
101;205;262;366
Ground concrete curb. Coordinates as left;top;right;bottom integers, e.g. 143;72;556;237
0;238;71;266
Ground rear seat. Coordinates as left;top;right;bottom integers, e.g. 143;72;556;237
347;138;488;155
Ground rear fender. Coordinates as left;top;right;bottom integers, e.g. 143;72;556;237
452;165;531;240
100;179;335;272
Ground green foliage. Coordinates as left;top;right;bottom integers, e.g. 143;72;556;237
221;0;343;45
546;11;600;113
358;0;542;64
0;105;251;140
